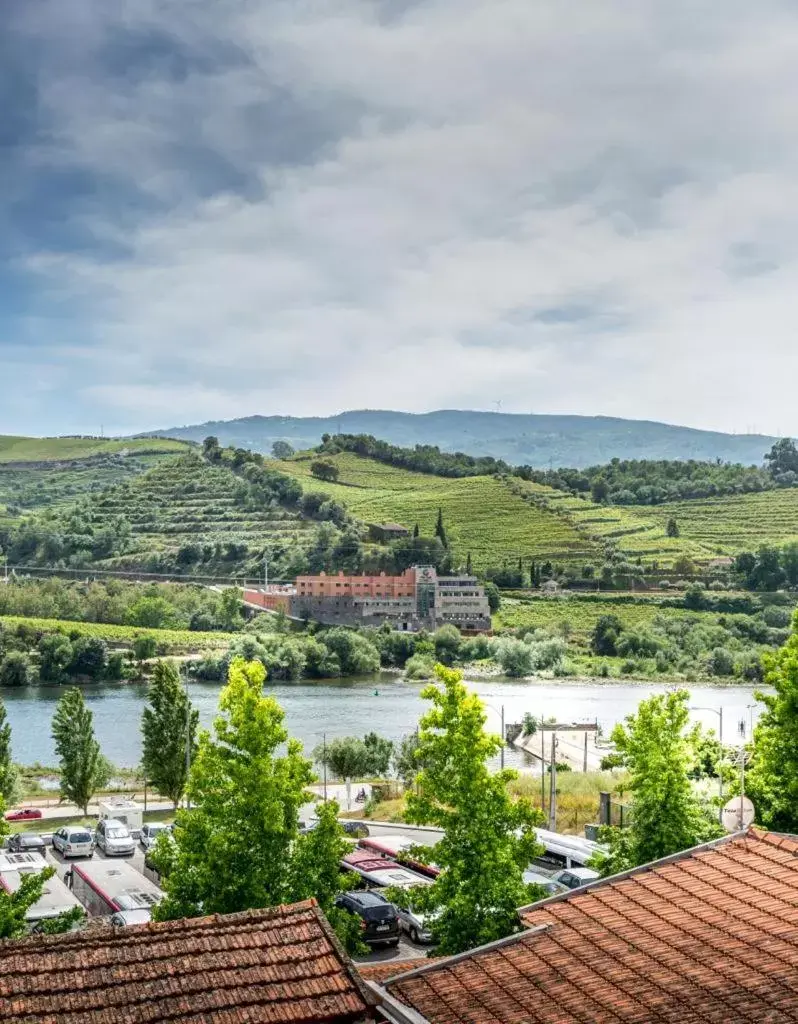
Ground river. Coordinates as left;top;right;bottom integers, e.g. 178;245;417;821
1;675;768;769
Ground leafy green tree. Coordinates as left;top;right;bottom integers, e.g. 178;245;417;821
593;690;721;874
363;732;394;776
747;611;798;831
434;507;448;548
0;852;83;939
202;435;221;461
153;658;315;920
765;438;798;479
141;661;199;808
126;596;178;630
484;581;501;613
591;476;609;503
310;460;340;482
0;651;32;687
394;731;421;787
433;624;462;664
271;440;295;460
403;665;544;955
666;517;680;538
68;636;108;679
51;688;111;814
0;698;20;803
314;737;371;780
38;634;73;683
591;615;623;656
218;587;244;631
132;633;158;671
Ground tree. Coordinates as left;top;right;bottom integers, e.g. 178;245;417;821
310;460;340;482
68;636;108;679
413;523;420;538
127;596;178;630
363;732;394;776
666;517;680;538
132;633;158;671
465;551;473;575
591;476;609;503
141;661;199;809
747;611;798;831
591;615;623;656
271;440;295;460
314;737;371;779
38;634;73;683
0;651;32;687
484;581;501;613
202;436;221;461
434;508;448;548
152;658;316;920
51;688;111;814
765;438;798;479
403;665;544;954
394;731;421;787
0;857;81;939
218;588;244;631
593;689;721;875
0;698;20;803
433;624;462;664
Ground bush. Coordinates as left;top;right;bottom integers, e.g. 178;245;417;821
404;655;435;680
433;625;462;665
0;651;33;687
494;638;533;677
707;647;735;677
591;615;623;656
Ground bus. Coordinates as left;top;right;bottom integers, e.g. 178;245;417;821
342;849;431;889
68;859;164;920
0;861;83;931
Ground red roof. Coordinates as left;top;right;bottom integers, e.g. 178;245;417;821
377;830;798;1024
0;899;374;1024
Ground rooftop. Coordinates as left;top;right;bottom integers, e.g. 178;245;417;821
377;829;798;1024
0;899;374;1024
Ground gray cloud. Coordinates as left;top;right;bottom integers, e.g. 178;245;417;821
8;0;798;434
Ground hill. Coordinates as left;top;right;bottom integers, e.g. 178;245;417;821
141;410;784;468
0;435;187;464
278;452;798;570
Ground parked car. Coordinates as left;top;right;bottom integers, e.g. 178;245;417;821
334;891;400;946
139;823;172;852
5;833;47;856
301;820;369;838
551;867;600;890
52;827;95;859
396;903;440;944
523;870;568;897
4;808;43;823
111;909;153;927
95;819;135;857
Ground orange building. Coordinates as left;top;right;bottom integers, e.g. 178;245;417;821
295;568;417;600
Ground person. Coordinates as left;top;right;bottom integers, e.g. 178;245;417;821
63;868;73;890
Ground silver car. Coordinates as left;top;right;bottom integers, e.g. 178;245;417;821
396;905;440;944
95;819;135;857
551;867;600;890
52;827;95;859
139;823;172;852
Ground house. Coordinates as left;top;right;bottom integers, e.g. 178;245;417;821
368;523;411;542
0;899;375;1024
371;829;798;1024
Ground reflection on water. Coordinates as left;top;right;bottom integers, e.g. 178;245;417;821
2;673;768;769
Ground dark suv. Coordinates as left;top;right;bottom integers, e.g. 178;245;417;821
334;890;400;946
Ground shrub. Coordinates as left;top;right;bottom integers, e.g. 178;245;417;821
404;655;435;680
707;647;735;677
494;638;533;677
0;651;33;687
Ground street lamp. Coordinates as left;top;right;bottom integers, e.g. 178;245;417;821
690;706;724;816
483;702;506;770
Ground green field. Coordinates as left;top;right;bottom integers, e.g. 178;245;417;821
0;435;188;464
278;453;600;570
494;594;702;638
0;615;234;652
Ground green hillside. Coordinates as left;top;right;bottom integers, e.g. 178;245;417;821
0;435;187;463
277;452;600;570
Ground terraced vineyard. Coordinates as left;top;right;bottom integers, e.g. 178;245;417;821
495;594;705;638
278;453;600;570
631;490;798;554
0;615;233;652
84;453;315;571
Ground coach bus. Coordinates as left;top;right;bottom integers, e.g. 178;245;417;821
0;859;83;930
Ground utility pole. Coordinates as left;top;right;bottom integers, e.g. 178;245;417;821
323;732;328;803
500;704;505;771
540;718;546;814
548;733;557;831
264;556;269;590
583;730;588;773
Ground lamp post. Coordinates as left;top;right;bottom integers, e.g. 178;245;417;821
690;706;724;816
484;702;506;770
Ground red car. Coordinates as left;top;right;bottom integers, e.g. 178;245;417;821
4;808;43;823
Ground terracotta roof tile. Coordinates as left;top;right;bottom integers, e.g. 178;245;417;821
0;899;374;1024
379;830;798;1024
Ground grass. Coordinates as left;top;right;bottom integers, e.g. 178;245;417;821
278;453;599;570
0;615;235;653
0;436;188;464
494;594;703;640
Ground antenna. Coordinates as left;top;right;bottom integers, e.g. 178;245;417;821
494;400;502;414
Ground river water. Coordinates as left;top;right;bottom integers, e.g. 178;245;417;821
1;675;768;769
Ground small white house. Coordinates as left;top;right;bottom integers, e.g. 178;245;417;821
97;799;143;832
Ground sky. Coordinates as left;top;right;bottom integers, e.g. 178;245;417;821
2;0;798;437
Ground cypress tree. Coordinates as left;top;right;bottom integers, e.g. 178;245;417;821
0;698;19;803
141;661;199;809
52;688;109;814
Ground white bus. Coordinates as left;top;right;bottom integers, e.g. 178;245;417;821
68;859;163;920
0;862;83;930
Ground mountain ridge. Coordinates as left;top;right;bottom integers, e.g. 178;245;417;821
139;410;785;468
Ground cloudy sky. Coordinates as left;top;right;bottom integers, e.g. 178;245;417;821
2;0;798;437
